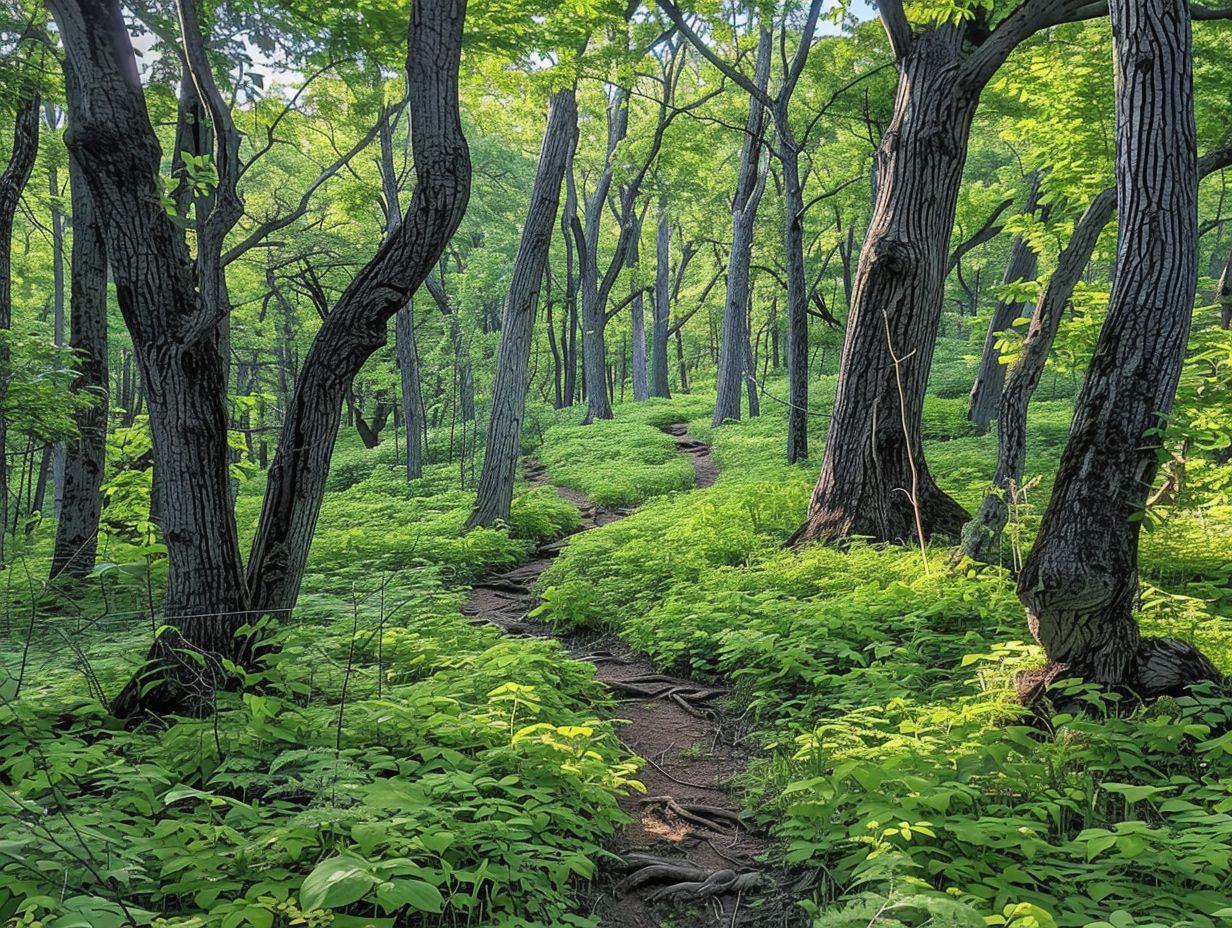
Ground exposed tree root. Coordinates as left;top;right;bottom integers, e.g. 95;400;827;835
616;853;760;901
640;795;744;834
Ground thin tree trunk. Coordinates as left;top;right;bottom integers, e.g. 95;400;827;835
51;152;109;580
1017;0;1219;698
651;196;672;398
713;28;771;428
0;88;40;568
46;113;68;519
967;172;1046;434
470;87;577;527
396;303;425;480
629;231;649;402
1217;247;1231;329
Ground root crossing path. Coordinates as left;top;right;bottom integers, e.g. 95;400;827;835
463;425;780;928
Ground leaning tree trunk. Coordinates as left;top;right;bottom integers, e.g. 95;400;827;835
0;89;40;569
469;87;577;528
967;172;1045;434
651;195;672;398
958;188;1116;564
1017;0;1219;699
713;27;770;428
791;30;979;544
246;0;471;620
51;152;109;580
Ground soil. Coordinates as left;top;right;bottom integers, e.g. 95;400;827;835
463;425;801;928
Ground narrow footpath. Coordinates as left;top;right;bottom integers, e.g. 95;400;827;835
463;425;787;928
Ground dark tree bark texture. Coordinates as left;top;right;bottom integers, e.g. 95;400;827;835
1017;0;1220;698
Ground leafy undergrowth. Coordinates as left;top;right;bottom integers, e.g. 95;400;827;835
534;396;713;507
0;441;661;928
536;382;1232;928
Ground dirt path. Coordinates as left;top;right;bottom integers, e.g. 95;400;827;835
464;426;787;928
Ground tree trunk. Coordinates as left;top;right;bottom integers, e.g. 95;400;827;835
396;303;425;479
46;121;68;520
51;152;110;580
1217;248;1231;329
959;189;1115;564
629;231;649;403
780;134;809;463
791;30;981;544
713;28;771;428
579;88;629;424
0;88;40;568
246;0;470;619
651;195;672;398
470;87;577;528
967;172;1045;434
1017;0;1219;698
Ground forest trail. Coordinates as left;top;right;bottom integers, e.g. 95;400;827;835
463;425;776;928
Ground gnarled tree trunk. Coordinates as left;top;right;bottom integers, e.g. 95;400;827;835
1017;0;1219;698
791;30;978;544
51;152;109;580
470;87;577;527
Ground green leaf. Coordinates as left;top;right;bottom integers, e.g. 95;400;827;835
301;855;377;911
376;878;445;913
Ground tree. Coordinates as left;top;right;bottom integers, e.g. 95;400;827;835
712;27;770;428
966;173;1047;435
470;86;579;527
660;0;823;462
51;0;471;716
1016;0;1220;697
0;84;40;569
790;0;1112;546
49;151;108;579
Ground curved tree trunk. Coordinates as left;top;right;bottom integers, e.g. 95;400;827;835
959;188;1116;564
967;172;1045;434
791;30;978;544
0;88;40;569
470;87;578;528
51;152;109;580
246;0;471;619
1017;0;1219;698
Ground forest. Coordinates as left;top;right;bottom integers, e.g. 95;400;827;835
1;0;1232;925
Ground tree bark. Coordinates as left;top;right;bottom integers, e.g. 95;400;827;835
0;88;40;569
713;28;771;428
246;0;471;619
959;189;1115;564
1017;0;1219;698
469;87;577;527
791;29;979;544
789;0;1113;546
651;195;672;398
967;172;1045;434
51;152;109;580
629;231;649;402
960;137;1232;564
396;304;425;479
1217;248;1231;329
